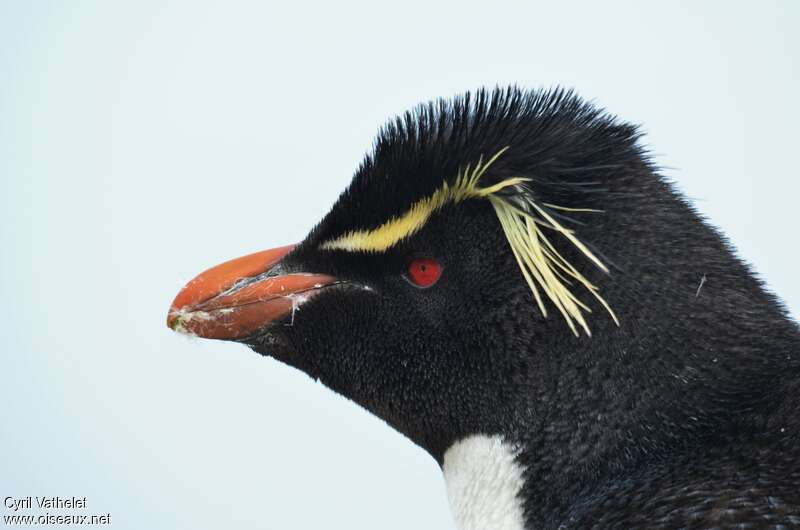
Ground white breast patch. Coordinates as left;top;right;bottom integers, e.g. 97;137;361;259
442;434;527;530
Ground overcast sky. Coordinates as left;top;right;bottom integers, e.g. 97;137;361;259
2;2;798;529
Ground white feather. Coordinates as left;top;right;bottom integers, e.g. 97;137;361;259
443;434;527;530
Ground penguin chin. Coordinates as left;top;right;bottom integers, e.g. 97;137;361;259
242;327;319;379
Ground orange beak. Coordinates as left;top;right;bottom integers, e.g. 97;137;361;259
167;244;336;340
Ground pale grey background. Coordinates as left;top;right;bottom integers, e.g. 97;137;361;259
1;2;798;529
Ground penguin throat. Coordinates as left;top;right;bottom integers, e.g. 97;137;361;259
442;434;527;530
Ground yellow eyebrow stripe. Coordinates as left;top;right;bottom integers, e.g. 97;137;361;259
317;193;443;253
319;148;514;253
319;146;617;336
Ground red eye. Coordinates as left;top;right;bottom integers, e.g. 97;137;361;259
407;258;442;288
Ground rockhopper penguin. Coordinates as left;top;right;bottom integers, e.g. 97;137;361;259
167;88;800;529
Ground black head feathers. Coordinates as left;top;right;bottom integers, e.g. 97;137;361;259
305;87;648;334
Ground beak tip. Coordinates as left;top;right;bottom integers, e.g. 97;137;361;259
166;305;185;332
166;311;178;330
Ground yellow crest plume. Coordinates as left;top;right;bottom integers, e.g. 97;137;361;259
320;148;618;336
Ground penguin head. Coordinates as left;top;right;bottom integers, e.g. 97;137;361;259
166;87;647;460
